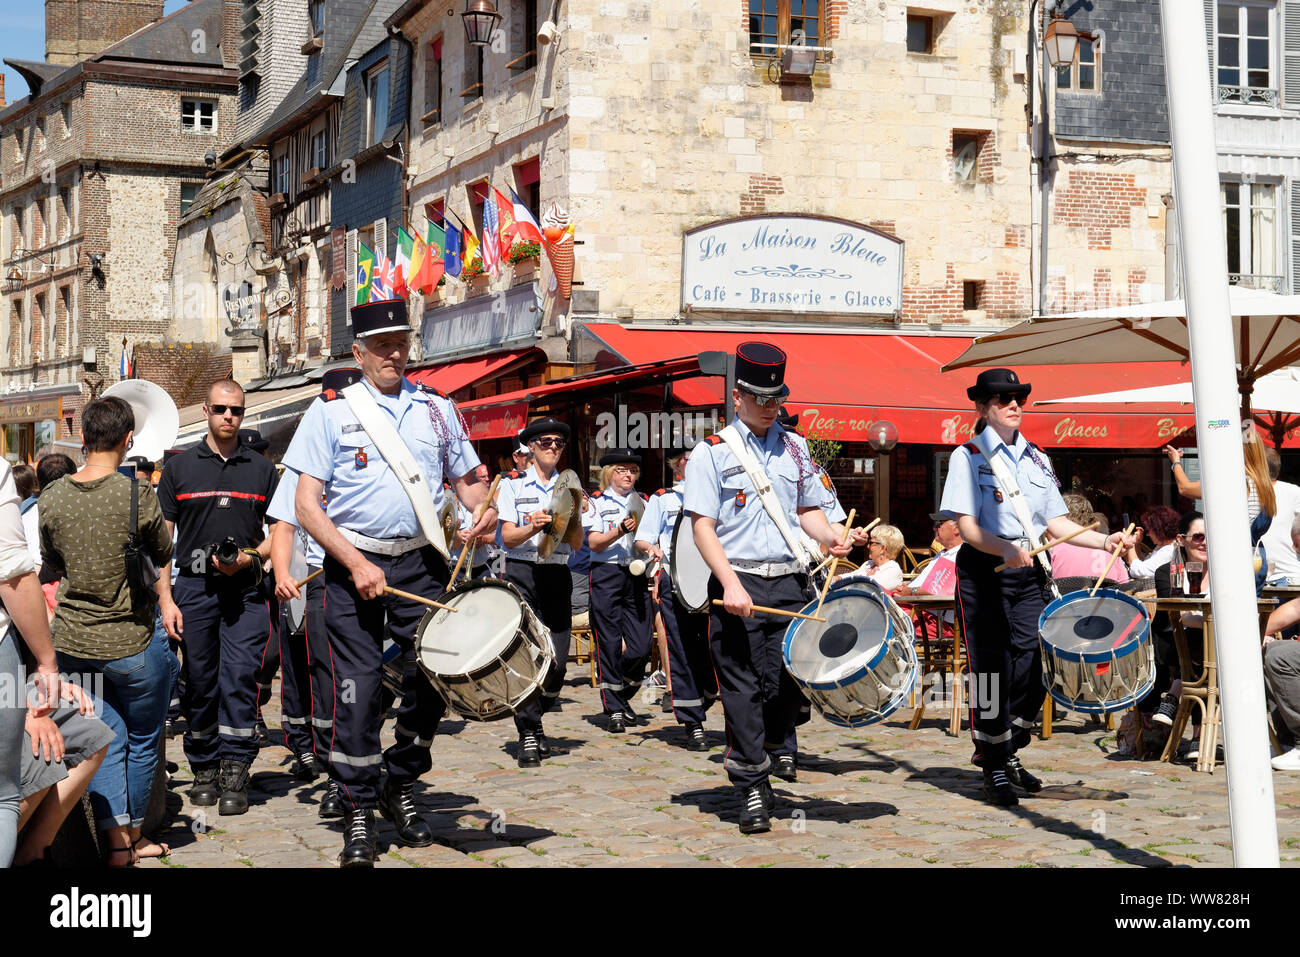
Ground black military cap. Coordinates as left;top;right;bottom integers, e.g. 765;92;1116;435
735;341;790;398
238;429;270;452
967;368;1031;402
776;406;799;430
519;417;572;445
321;366;363;399
599;449;641;467
351;298;412;339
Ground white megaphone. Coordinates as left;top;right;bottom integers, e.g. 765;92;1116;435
101;379;180;462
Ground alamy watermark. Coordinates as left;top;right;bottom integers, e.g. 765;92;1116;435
593;405;722;451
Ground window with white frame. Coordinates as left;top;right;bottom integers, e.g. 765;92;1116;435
1217;2;1275;105
1222;180;1281;290
273;153;290;196
309;0;325;36
1056;37;1101;92
182;99;218;133
311;129;327;171
364;62;390;147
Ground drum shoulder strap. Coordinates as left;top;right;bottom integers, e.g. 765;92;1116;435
717;425;810;571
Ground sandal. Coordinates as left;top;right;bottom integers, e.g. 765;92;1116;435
132;836;171;859
105;845;137;868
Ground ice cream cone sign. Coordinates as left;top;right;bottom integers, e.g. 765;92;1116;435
541;203;575;300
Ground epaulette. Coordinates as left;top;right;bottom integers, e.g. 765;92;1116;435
417;383;447;399
654;488;667;496
962;442;980;455
323;388;343;402
591;490;603;498
705;434;723;446
505;470;522;480
640;493;650;502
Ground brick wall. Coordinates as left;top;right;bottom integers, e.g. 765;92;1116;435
1053;169;1147;250
133;342;232;408
45;0;166;66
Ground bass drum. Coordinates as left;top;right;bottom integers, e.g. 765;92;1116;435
415;578;553;721
669;511;711;614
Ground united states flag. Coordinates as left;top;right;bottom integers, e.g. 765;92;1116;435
481;190;502;278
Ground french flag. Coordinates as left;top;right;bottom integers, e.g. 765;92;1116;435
120;345;132;378
505;185;545;245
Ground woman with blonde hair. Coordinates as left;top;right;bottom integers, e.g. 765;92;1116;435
845;523;906;591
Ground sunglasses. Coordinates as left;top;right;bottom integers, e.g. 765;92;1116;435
1184;532;1207;545
992;392;1029;407
208;404;245;417
740;389;782;408
533;438;566;450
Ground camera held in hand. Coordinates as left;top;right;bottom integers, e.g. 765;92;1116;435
213;537;241;567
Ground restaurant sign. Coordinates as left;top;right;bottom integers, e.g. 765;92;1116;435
681;215;904;317
0;396;61;422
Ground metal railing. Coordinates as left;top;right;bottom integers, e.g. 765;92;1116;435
1217;85;1279;107
1228;272;1285;293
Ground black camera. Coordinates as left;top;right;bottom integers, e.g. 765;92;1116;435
212;537;241;566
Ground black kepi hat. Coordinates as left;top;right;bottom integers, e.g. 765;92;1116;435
351;298;412;339
321;367;363;399
735;341;790;398
776;406;799;430
238;429;270;452
518;417;572;445
929;511;954;524
967;367;1031;402
599;448;641;467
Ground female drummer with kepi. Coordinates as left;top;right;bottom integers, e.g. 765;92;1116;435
940;368;1134;805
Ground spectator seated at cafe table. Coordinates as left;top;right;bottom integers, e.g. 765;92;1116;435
1261;446;1300;585
1050;493;1130;586
1123;505;1180;582
841;524;905;593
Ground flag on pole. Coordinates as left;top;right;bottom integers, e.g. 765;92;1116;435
454;212;481;274
481;190;502;278
443;221;463;278
120;339;132;378
416;220;446;293
493;187;520;256
394;226;415;297
370;251;395;300
356;242;376;305
506;186;546;246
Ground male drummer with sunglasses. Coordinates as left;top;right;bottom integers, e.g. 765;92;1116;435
280;299;496;866
496;418;577;768
635;444;719;752
684;342;869;834
940;369;1133;805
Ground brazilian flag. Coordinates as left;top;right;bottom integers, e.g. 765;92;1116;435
356;242;376;305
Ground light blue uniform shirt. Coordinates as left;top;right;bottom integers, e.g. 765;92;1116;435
683;421;824;563
583;487;646;564
939;427;1067;540
266;466;324;566
496;466;571;563
812;463;847;523
281;377;478;540
451;492;501;568
637;486;684;557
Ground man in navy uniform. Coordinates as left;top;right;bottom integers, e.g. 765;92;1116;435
635;445;718;751
281;299;496;866
684;342;867;833
496;417;576;766
157;380;278;817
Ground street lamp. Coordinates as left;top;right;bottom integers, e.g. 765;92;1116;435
1042;13;1081;69
462;0;502;48
868;420;899;522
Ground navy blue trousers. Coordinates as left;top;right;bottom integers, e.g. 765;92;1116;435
589;562;652;715
954;544;1049;768
269;597;314;757
322;545;448;810
505;559;573;734
657;574;717;725
708;572;810;787
175;574;276;768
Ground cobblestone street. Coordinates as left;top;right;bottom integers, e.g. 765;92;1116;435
141;674;1300;869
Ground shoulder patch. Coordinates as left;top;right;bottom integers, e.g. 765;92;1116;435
591;490;603;498
705;434;723;446
417;383;447;398
962;442;980;456
323;388;343;402
506;470;522;480
654;488;667;497
641;493;649;502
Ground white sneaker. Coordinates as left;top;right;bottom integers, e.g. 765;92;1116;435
1272;748;1300;771
1152;694;1178;727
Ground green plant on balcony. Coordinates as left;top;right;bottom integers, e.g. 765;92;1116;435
508;240;541;264
461;257;485;280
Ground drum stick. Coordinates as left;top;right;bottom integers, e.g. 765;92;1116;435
293;567;324;590
383;586;459;613
810;518;878;575
711;600;826;623
993;520;1099;572
813;508;856;618
452;473;504;584
1090;522;1135;597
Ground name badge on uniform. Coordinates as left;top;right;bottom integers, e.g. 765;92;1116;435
216;495;231;509
342;423;366;434
722;465;746;479
355;450;368;469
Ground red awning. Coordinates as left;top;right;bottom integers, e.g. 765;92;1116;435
407;347;541;395
583;325;1197;450
457;355;705;439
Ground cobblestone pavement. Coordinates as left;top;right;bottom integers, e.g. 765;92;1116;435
142;674;1300;869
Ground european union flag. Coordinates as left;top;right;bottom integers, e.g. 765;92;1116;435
444;222;463;278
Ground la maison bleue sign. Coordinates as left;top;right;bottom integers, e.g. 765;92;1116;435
681;215;904;317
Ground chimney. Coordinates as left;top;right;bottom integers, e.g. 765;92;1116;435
221;0;241;70
46;0;166;66
0;75;5;107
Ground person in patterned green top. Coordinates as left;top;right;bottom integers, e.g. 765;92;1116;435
39;396;174;865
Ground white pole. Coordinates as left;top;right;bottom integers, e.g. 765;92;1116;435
1159;2;1278;867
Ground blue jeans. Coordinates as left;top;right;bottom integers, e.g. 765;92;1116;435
0;629;24;866
58;627;175;831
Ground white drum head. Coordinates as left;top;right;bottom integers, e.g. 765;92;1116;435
418;583;522;676
670;512;711;613
785;590;888;685
287;535;309;630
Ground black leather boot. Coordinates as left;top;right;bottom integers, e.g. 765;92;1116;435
217;759;251;815
318;779;346;819
189;766;219;807
340;809;377;868
378;779;434;847
738;784;771;834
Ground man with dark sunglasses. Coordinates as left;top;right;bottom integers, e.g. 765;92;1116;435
156;379;278;816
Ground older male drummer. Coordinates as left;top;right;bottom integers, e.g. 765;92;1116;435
495;417;576;768
281;299;496;866
684;342;868;834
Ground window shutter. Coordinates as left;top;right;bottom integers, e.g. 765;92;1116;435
346;228;357;317
373;218;387;258
1291;179;1300;294
1204;0;1217;91
1284;0;1300;109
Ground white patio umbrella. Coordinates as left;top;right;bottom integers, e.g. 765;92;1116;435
943;288;1300;423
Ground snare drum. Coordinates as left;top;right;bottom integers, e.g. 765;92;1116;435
782;579;919;728
415;579;554;721
1037;588;1154;714
669;512;711;614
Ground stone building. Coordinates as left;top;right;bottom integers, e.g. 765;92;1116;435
0;0;239;462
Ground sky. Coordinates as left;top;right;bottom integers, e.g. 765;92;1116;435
0;0;189;107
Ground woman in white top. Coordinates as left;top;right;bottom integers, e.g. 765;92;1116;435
856;524;905;592
1124;504;1180;579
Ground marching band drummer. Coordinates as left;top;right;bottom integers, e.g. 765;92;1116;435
685;342;869;834
449;465;502;581
585;449;654;734
940;368;1133;806
281;298;496;867
495;418;576;767
634;445;719;752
